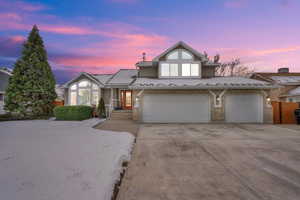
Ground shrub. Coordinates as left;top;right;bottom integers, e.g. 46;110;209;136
97;98;106;118
53;105;93;121
0;113;51;121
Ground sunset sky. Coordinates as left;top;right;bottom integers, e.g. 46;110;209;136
0;0;299;83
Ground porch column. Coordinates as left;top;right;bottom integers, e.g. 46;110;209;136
110;88;114;108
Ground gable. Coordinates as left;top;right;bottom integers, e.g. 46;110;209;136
63;73;103;88
153;41;208;62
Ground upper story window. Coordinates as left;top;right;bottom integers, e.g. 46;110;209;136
182;63;199;76
181;50;193;59
166;51;179;60
160;49;200;78
166;49;194;60
161;63;179;77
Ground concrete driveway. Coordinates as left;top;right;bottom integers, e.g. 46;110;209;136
117;124;300;200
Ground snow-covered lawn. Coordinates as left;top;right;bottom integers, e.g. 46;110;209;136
0;119;134;200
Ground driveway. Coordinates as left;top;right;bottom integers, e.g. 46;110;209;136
117;124;300;200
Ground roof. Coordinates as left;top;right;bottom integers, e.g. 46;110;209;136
288;86;300;95
63;72;103;88
92;74;113;84
106;69;138;86
152;41;208;62
129;77;277;90
0;70;11;92
270;76;300;85
0;69;12;76
135;61;154;68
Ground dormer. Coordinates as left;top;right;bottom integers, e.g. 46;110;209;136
136;41;218;79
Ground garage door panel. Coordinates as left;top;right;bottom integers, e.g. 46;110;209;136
225;93;263;123
142;93;210;123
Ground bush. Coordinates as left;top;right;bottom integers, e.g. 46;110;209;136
0;113;51;121
53;105;93;121
97;98;106;118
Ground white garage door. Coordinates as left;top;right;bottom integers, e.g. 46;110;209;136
225;93;263;123
142;93;210;123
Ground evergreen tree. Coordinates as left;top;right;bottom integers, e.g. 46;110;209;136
97;98;106;118
5;25;57;116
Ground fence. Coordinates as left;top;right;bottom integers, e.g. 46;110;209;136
272;101;300;124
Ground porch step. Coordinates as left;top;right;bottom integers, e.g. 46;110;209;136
110;110;133;120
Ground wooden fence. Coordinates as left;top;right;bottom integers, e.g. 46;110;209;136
272;101;300;124
53;100;64;106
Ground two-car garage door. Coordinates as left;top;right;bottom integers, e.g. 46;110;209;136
142;92;263;123
142;93;210;123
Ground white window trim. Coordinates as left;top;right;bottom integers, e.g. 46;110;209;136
159;61;201;78
166;49;194;61
69;79;100;106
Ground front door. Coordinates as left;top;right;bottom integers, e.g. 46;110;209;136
121;90;132;110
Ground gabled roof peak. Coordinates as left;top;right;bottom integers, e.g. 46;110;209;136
152;41;208;62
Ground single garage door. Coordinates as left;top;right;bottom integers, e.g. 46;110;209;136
225;93;263;123
142;93;210;123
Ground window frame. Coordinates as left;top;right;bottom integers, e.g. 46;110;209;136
159;61;201;78
68;79;100;106
160;49;201;78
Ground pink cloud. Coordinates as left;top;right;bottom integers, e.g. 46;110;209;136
10;35;25;43
253;46;300;56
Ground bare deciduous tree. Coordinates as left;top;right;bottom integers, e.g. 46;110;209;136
215;58;254;77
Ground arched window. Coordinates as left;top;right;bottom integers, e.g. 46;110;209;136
181;50;193;60
69;79;99;106
166;50;179;60
78;80;90;87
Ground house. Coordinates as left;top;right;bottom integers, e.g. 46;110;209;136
0;68;12;114
63;41;276;123
251;68;300;102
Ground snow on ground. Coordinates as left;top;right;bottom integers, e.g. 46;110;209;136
0;119;134;200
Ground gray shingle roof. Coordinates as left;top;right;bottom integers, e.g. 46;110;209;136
270;76;300;85
130;77;277;89
0;70;11;92
106;69;138;85
93;74;113;84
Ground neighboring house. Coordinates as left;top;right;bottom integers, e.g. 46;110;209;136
251;68;300;102
0;68;12;114
55;84;65;101
63;41;276;123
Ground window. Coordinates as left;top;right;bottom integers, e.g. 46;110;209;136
92;83;98;90
182;63;199;76
70;91;77;105
161;63;179;77
78;80;90;87
182;64;191;76
191;64;199;76
161;63;169;76
78;89;90;105
166;51;179;60
92;91;99;105
70;84;77;90
69;79;100;106
182;50;193;59
0;94;4;101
